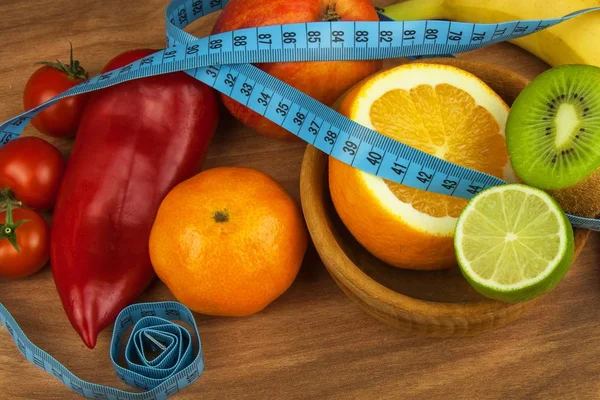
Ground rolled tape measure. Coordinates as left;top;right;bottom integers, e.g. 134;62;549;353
0;302;203;399
1;1;600;399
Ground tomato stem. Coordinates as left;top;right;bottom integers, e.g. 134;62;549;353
35;42;89;80
0;202;28;253
0;188;22;209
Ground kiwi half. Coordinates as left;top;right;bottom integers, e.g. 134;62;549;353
506;65;600;190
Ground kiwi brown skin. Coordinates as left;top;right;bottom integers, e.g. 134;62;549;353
514;168;600;219
548;168;600;219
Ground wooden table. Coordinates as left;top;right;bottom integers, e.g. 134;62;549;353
0;1;599;399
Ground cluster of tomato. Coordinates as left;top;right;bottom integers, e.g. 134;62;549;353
0;46;89;279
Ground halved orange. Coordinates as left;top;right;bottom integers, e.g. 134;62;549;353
329;63;514;270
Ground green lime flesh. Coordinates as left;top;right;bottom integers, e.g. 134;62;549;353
506;65;600;190
455;184;574;303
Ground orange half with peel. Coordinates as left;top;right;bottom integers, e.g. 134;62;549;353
328;63;514;270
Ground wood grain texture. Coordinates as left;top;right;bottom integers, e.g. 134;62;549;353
0;0;598;399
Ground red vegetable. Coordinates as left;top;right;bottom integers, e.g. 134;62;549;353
23;44;89;138
0;136;66;210
50;49;219;348
0;205;50;279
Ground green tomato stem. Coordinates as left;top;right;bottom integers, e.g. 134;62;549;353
0;202;29;253
0;188;22;210
35;42;89;80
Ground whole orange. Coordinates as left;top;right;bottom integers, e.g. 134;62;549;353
149;167;308;316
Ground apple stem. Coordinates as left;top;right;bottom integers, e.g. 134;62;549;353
322;1;340;21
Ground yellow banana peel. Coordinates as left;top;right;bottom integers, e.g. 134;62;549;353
383;0;600;67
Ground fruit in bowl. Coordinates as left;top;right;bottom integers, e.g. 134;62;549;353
299;59;591;335
505;64;600;220
212;0;382;141
328;62;514;270
455;184;575;303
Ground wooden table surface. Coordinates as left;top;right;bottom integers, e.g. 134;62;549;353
0;1;599;399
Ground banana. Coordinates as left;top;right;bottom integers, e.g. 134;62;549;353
383;0;600;67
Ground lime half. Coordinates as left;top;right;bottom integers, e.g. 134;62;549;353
455;184;574;303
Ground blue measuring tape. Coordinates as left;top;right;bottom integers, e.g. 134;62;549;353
1;1;600;399
0;302;202;399
0;1;598;230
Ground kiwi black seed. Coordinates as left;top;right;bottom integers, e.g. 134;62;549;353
506;65;600;190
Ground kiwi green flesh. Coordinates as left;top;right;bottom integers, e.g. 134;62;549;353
506;65;600;190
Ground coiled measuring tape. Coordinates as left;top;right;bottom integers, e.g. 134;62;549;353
1;1;600;399
0;302;202;399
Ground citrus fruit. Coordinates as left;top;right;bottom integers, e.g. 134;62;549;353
149;167;308;316
329;63;514;270
455;184;574;303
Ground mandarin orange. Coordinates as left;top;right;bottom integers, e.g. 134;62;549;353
149;167;307;316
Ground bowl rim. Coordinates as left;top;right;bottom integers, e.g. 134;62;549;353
299;58;591;323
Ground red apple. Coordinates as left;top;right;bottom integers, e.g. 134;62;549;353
212;0;382;141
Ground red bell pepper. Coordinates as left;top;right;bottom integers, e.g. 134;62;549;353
50;49;219;348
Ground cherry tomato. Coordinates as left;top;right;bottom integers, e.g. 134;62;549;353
23;45;89;138
0;137;66;210
0;207;50;279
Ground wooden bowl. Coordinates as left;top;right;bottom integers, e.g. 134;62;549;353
299;58;591;337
